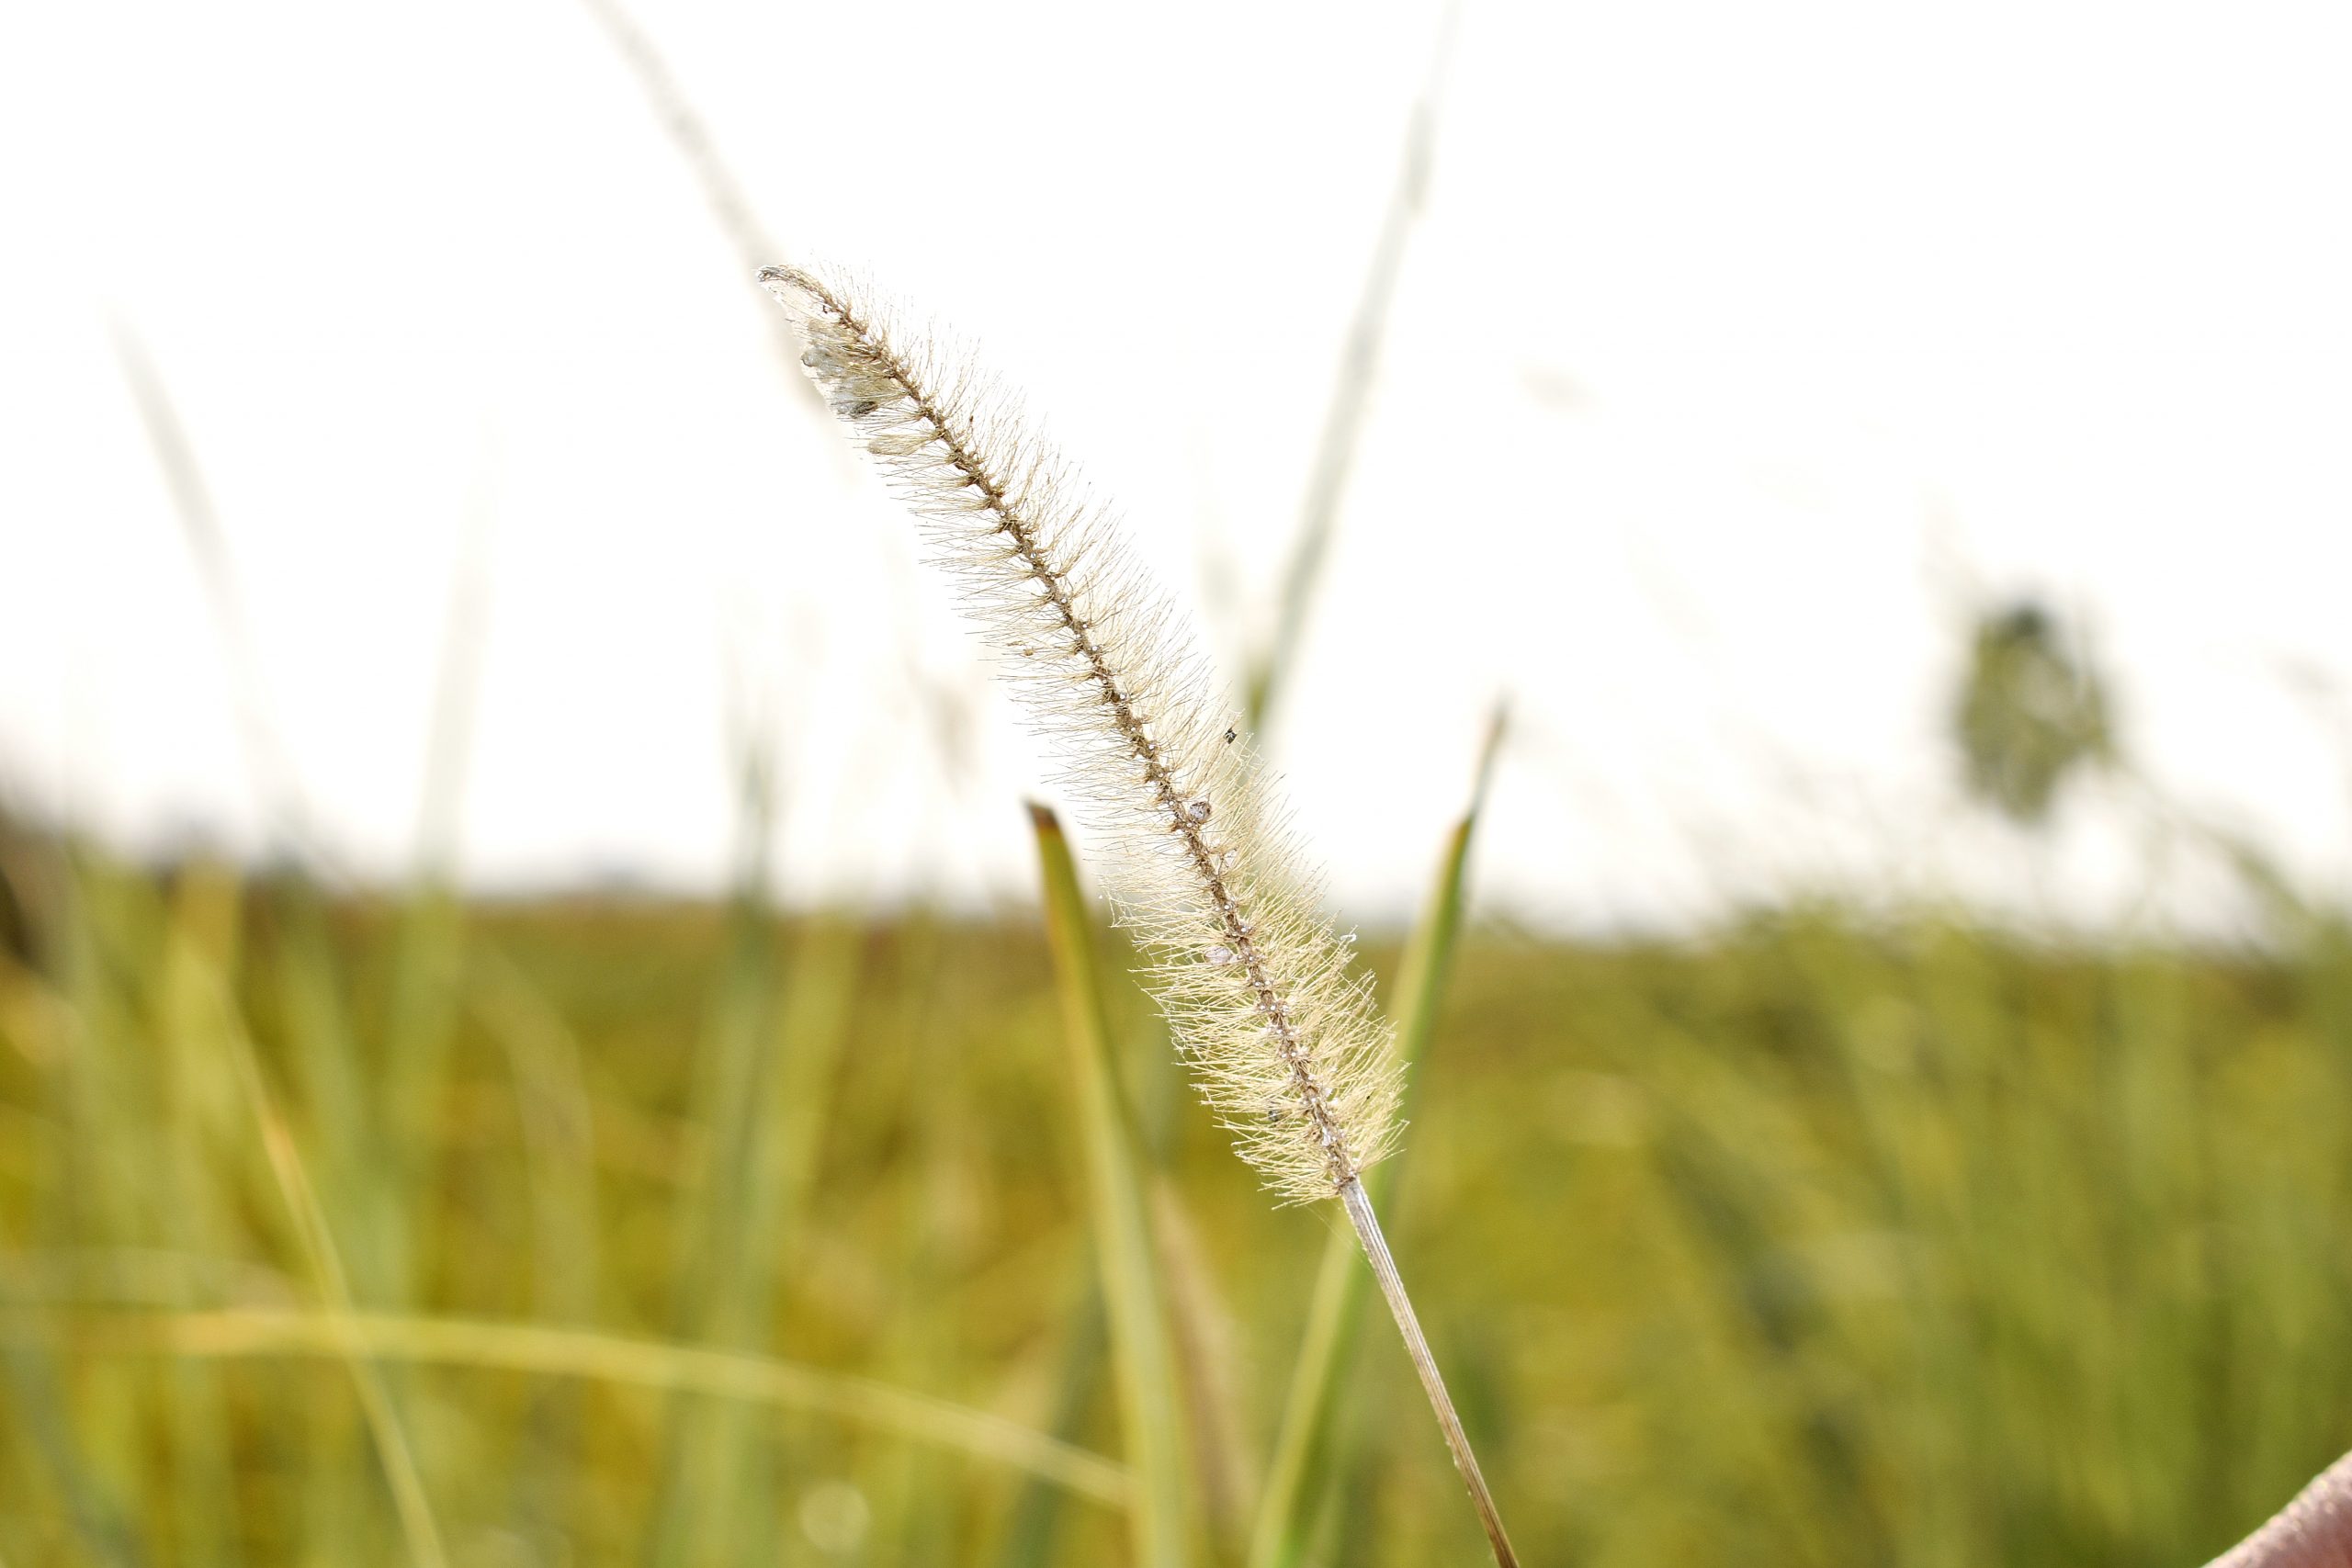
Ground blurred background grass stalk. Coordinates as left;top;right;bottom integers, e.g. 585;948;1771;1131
1240;0;1457;737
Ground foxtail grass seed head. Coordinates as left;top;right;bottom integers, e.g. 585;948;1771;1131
761;265;1402;1203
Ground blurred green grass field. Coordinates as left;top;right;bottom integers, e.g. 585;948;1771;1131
4;807;2348;1567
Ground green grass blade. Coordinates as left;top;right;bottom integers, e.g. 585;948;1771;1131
0;910;148;1568
263;887;398;1301
469;947;603;1323
1149;1178;1256;1552
379;881;465;1301
645;744;784;1568
1028;804;1195;1568
258;881;426;1558
26;1308;1131;1508
745;912;865;1329
861;908;974;1567
989;1275;1110;1567
1247;716;1497;1568
208;940;450;1568
153;867;255;1566
462;943;600;1568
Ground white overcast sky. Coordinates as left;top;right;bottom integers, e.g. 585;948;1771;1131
3;0;2349;928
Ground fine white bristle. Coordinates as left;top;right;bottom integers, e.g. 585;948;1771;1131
760;263;1402;1203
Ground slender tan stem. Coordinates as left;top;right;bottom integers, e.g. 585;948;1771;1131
1339;1179;1517;1568
29;1307;1128;1507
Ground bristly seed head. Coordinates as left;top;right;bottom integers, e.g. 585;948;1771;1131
758;262;1403;1203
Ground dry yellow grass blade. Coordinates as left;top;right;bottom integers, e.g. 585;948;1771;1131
222;1006;450;1568
137;868;449;1568
42;1308;1131;1507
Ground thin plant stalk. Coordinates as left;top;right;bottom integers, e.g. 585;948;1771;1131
12;862;166;1566
862;912;960;1566
989;1276;1110;1568
1339;1182;1512;1563
1148;1177;1256;1548
109;323;316;861
207;944;449;1568
469;950;602;1324
466;946;601;1547
749;911;865;1309
578;0;835;434
1250;710;1502;1568
155;868;255;1567
28;1307;1130;1506
374;453;497;1294
1244;0;1462;734
645;739;785;1568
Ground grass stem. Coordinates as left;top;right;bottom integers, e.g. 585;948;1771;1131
1340;1179;1517;1568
